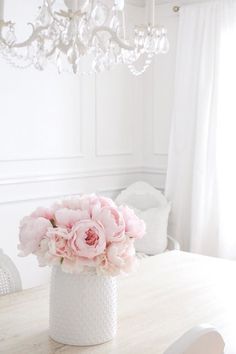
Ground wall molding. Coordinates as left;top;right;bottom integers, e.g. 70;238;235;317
0;166;166;204
94;75;134;157
0;166;166;186
0;80;84;162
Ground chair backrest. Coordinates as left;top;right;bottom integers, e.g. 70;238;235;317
0;249;22;295
115;181;169;210
164;325;225;354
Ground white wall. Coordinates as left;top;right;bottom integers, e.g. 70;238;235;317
0;2;179;289
143;3;179;186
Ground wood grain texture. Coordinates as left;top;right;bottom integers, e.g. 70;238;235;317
1;251;236;354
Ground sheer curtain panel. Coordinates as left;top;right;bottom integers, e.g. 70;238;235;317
165;0;236;258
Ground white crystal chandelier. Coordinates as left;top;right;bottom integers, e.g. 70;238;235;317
0;0;169;75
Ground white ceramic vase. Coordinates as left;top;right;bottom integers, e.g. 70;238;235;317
49;266;117;346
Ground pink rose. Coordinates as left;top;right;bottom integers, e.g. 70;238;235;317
69;220;106;259
93;206;125;242
120;206;146;239
55;208;89;228
18;216;52;256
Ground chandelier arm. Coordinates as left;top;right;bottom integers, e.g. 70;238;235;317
49;39;71;56
46;0;62;24
9;24;48;48
47;38;85;58
91;26;134;51
0;20;12;29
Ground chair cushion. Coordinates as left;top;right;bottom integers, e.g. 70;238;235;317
115;182;171;255
133;205;171;255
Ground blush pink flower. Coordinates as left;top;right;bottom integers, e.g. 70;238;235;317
107;238;136;268
47;228;72;258
69;220;106;259
97;238;137;275
35;228;72;267
55;208;89;228
18;216;52;256
61;198;84;210
18;194;143;276
120;206;146;239
93;206;125;242
78;194;116;217
35;237;61;267
31;207;54;221
97;196;116;208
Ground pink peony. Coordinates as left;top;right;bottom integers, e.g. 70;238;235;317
97;238;137;276
18;194;145;276
120;206;146;239
93;206;125;243
78;194;116;217
35;238;61;267
47;228;72;258
69;220;106;259
107;238;136;269
55;208;89;228
18;216;52;256
31;207;54;221
61;197;84;210
35;228;72;267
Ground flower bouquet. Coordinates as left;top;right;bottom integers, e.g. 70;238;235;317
18;194;145;346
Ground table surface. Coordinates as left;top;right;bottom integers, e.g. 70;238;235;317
1;251;236;354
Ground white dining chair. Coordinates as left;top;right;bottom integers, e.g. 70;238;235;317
164;325;225;354
0;249;22;295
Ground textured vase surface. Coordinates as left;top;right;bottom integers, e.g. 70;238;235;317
49;266;117;346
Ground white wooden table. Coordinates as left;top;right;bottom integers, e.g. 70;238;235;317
1;251;236;354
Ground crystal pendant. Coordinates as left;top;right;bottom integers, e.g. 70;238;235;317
91;2;108;26
92;50;105;73
114;0;124;11
134;28;145;48
61;31;70;46
67;46;78;63
79;18;90;43
122;49;137;65
5;26;16;46
35;50;47;70
67;20;78;41
144;35;156;53
57;52;62;74
48;21;60;41
64;0;89;12
36;3;51;27
159;34;169;54
109;15;120;32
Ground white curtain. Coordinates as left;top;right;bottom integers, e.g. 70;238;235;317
165;0;236;258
